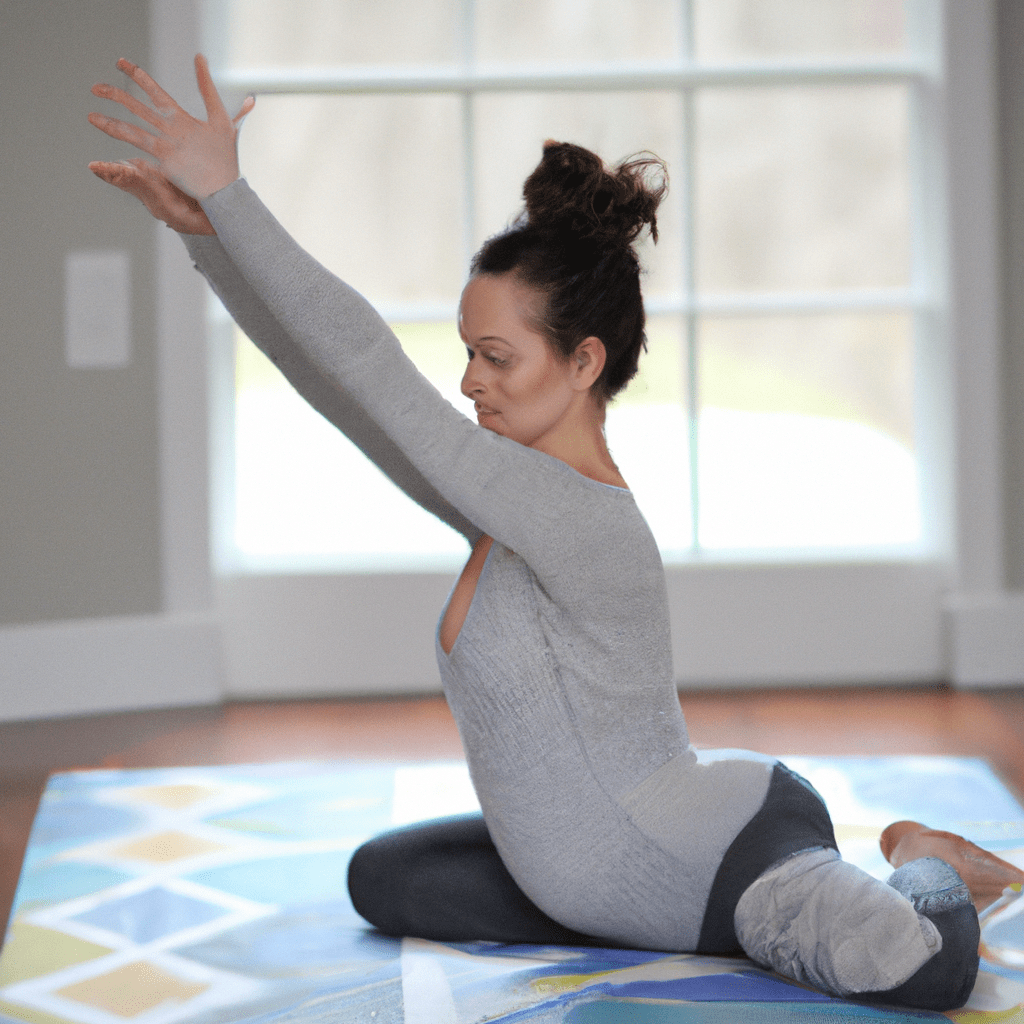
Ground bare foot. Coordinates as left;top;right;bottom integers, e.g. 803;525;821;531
881;820;1024;912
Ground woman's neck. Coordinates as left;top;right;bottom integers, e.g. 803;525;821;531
532;399;628;489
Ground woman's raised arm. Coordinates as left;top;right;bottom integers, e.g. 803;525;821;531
88;55;253;201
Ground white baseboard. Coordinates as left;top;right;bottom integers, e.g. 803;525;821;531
667;560;950;687
0;613;225;722
218;561;952;698
945;591;1024;687
216;573;452;699
3;577;1012;716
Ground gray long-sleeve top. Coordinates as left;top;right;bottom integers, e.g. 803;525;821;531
187;179;776;951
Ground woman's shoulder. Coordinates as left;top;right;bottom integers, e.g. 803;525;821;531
550;472;666;581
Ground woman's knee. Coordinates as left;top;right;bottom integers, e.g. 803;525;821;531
348;815;487;937
347;833;397;932
346;813;499;938
346;813;601;945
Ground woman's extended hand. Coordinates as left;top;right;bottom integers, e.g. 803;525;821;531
89;54;254;200
88;158;215;234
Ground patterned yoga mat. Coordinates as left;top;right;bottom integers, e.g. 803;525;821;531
2;756;1024;1024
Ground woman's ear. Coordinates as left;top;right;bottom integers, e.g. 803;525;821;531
572;336;607;391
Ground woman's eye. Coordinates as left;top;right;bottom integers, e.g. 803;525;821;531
465;346;507;367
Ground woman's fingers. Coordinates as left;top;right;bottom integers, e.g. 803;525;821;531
232;93;257;128
91;55;244;199
89;158;164;201
88;159;134;189
115;57;180;116
194;54;255;131
193;53;229;124
87;111;161;157
90;81;166;131
88;158;215;234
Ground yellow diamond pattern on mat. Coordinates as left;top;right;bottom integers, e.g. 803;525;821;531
0;997;76;1024
110;830;228;863
949;1008;1024;1022
0;922;113;985
120;784;222;809
532;970;617;995
57;961;208;1017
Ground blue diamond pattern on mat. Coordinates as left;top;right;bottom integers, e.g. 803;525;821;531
71;886;229;943
178;899;391;978
460;944;670;967
607;971;834;1002
12;862;132;909
27;796;142;855
188;850;355;906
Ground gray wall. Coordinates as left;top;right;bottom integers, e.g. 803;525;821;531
0;0;161;625
999;0;1024;589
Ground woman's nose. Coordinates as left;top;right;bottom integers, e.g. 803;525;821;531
461;362;484;399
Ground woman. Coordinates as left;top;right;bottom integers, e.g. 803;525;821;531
89;55;1002;1010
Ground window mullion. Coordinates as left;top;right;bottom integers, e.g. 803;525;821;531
679;0;700;552
684;95;700;555
459;0;476;286
216;61;934;97
906;20;953;556
461;92;476;276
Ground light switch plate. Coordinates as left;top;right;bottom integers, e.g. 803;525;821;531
65;249;131;368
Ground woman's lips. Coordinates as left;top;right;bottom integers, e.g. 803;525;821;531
475;404;500;431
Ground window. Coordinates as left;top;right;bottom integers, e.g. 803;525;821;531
204;0;939;573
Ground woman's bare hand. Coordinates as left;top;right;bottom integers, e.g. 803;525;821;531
89;54;254;200
88;157;215;234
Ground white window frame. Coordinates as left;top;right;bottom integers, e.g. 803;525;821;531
153;0;1012;697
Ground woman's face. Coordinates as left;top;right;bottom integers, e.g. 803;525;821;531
459;273;583;449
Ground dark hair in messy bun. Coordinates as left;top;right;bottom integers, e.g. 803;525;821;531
471;140;667;402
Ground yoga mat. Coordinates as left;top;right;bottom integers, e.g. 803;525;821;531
1;756;1023;1023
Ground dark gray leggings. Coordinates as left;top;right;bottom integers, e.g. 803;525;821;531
346;773;979;1011
347;764;835;949
347;812;604;946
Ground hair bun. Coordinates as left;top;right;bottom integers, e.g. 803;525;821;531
522;140;667;247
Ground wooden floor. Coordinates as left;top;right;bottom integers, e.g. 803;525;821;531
3;685;1024;941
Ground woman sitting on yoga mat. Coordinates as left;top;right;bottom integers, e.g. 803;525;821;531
89;54;1022;1011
